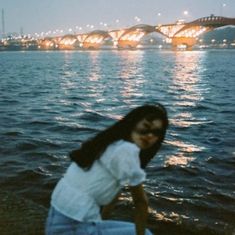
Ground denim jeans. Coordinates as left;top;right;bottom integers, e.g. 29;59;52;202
46;206;153;235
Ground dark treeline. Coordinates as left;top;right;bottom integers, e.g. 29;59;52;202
201;26;235;43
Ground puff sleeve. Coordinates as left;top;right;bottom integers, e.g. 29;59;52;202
110;142;146;186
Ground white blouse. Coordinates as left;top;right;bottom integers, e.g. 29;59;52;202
51;140;146;222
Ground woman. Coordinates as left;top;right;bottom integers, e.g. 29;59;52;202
46;104;168;235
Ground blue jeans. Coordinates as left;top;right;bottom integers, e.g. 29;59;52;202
46;206;153;235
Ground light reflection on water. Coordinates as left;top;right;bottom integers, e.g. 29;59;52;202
171;52;206;105
164;155;196;167
119;51;145;101
166;52;207;167
87;51;102;82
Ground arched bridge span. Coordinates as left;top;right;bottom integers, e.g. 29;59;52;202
38;16;235;49
160;16;235;48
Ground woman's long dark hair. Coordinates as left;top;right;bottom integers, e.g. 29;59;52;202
70;103;168;170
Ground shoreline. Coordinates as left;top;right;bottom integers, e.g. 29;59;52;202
0;190;233;235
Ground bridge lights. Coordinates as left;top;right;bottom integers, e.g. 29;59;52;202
75;26;83;33
176;19;185;25
113;40;118;46
165;38;172;43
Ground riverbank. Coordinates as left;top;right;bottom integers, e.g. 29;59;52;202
0;190;233;235
0;190;47;235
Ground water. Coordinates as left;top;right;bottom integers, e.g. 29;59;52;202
0;50;234;234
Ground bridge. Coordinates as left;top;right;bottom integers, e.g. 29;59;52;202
39;15;235;50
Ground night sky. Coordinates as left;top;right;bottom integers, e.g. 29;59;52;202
1;0;235;35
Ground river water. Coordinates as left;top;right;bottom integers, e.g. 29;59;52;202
0;50;234;234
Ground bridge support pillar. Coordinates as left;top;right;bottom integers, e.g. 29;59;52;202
117;40;139;49
172;37;197;50
82;42;101;49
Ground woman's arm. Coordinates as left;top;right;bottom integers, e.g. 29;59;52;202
129;184;148;235
101;192;120;220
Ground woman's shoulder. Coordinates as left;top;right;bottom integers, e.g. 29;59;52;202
110;139;140;153
101;140;140;162
103;140;145;186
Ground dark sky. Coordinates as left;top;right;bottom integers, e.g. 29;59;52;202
1;0;235;35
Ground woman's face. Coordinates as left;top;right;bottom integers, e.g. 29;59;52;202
130;118;164;149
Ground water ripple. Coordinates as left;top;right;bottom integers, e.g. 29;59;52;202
0;50;234;234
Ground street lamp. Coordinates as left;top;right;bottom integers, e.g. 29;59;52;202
182;10;190;22
157;12;162;24
114;19;120;29
134;16;141;23
220;3;226;16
